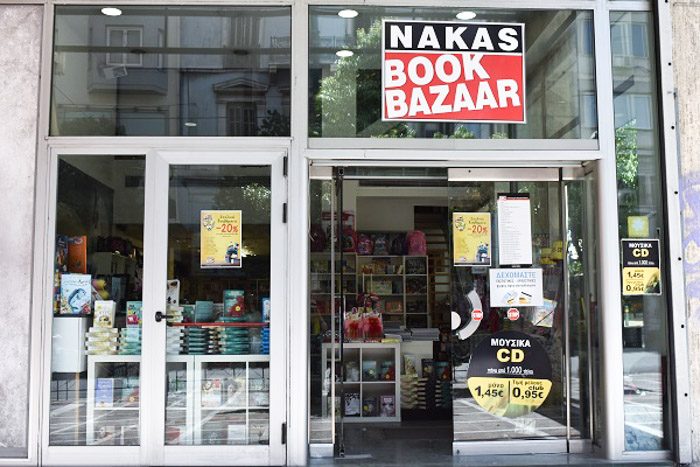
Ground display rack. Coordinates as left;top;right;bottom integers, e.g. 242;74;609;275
309;251;357;317
86;354;270;446
321;342;401;423
357;255;429;328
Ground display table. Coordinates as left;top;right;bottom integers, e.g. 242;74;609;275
321;342;401;422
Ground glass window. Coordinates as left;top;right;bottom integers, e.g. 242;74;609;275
51;6;291;136
309;7;596;139
611;11;672;451
49;155;145;446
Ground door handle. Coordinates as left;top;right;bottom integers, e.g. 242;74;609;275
154;311;175;323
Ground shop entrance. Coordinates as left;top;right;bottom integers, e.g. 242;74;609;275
308;165;597;460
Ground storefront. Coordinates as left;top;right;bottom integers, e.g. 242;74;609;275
1;0;691;465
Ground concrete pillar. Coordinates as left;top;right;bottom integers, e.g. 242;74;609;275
0;4;43;459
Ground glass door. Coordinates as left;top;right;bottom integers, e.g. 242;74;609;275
144;150;287;466
448;167;596;453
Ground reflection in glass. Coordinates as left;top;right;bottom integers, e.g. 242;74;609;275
49;155;145;446
164;165;271;446
52;6;291;136
309;7;596;139
611;11;671;451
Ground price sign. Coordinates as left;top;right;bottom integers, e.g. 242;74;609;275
466;331;552;418
453;212;491;266
621;239;661;296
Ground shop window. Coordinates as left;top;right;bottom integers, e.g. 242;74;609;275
51;6;291;136
610;11;671;452
309;7;597;139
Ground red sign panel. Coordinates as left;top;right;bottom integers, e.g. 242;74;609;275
507;308;520;321
472;309;483;321
382;20;525;123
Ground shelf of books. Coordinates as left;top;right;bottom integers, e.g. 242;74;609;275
357;255;429;328
321;342;400;422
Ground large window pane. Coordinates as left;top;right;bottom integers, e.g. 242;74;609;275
611;11;671;451
51;6;291;136
49;155;145;446
309;7;596;139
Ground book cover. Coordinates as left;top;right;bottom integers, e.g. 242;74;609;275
67;235;88;273
60;273;92;315
95;378;114;408
362;395;378;417
201;378;223;407
344;392;360;416
421;358;435;378
94;300;116;328
261;297;271;322
126;301;143;327
362;360;378;381
380;395;396;417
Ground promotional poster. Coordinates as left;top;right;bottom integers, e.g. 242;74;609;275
382;20;525;122
453;212;491;266
200;210;243;269
621;239;662;295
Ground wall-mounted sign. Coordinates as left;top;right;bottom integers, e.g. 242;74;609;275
453;212;491;266
382;20;525;123
489;268;543;307
621;239;661;295
497;194;532;266
467;331;552;418
200;210;242;269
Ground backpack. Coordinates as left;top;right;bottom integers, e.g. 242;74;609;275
373;234;389;255
389;233;406;255
405;230;427;256
357;234;374;255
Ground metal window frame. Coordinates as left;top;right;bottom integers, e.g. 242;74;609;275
8;0;689;466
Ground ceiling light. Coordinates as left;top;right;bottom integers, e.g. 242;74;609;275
184;122;197;127
338;9;358;19
336;49;354;58
101;7;122;16
456;11;477;20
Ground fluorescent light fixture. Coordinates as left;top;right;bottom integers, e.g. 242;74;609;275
101;7;122;16
184;122;197;127
336;49;354;58
338;9;358;19
456;11;477;20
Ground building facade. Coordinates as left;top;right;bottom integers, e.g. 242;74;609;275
0;0;698;465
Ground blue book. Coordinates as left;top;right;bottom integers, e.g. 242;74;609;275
95;378;114;408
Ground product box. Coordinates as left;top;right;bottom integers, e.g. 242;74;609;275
67;235;88;273
201;378;223;407
95;378;115;408
60;273;92;315
94;300;116;328
126;301;143;327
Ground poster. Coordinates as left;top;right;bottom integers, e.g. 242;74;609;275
466;331;552;418
621;239;661;296
382;20;525;123
489;268;543;307
453;212;491;266
200;210;242;269
497;194;532;266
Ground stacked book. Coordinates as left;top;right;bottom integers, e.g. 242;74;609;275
400;374;418;409
86;327;118;355
410;328;440;341
118;328;141;355
166;327;183;355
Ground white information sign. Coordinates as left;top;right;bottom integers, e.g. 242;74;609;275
497;194;533;266
489;268;544;307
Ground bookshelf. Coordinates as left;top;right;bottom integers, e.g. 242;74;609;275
321;342;401;423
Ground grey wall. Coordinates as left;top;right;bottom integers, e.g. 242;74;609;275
674;0;700;463
0;4;43;459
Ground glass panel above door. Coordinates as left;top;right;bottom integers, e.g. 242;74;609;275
163;165;271;446
49;155;145;446
309;7;596;139
51;6;291;136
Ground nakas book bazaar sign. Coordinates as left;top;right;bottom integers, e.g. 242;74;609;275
382;20;526;123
